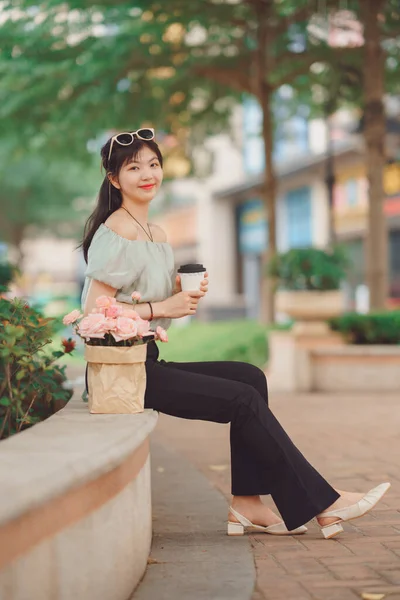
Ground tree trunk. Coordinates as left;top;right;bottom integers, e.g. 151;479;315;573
260;88;277;324
12;225;25;270
362;0;388;310
255;0;277;324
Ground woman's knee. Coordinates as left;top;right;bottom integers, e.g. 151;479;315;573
239;362;269;405
232;383;267;423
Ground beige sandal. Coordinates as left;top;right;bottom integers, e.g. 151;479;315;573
227;506;307;536
318;482;391;539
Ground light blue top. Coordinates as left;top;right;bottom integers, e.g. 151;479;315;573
81;224;175;331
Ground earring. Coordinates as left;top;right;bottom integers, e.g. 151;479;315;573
108;180;111;211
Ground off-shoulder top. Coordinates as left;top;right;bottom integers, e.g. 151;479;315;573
80;224;175;331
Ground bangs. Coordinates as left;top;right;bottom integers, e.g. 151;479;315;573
107;139;163;172
120;142;144;167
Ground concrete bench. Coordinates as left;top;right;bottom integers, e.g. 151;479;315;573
0;393;158;600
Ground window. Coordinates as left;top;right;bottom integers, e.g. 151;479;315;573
345;179;358;207
286;187;312;248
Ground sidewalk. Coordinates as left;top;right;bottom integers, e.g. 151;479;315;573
148;390;400;600
133;439;255;600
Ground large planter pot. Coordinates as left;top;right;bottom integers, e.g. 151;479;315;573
276;289;344;322
85;344;147;414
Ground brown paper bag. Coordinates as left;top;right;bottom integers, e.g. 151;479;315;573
84;344;147;414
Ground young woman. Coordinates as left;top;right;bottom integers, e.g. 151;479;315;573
81;129;390;539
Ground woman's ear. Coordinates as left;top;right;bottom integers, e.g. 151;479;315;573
107;173;120;190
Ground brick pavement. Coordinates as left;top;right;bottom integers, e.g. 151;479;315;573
153;390;400;600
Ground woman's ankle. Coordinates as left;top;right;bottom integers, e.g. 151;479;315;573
231;495;261;507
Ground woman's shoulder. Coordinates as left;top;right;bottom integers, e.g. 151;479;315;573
103;211;168;243
104;212;139;241
149;223;168;243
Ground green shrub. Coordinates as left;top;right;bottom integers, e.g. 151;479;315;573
0;263;73;440
0;262;19;293
268;246;349;291
329;311;400;345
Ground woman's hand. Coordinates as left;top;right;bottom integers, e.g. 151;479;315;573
160;290;204;318
200;272;209;295
173;274;182;295
174;272;209;295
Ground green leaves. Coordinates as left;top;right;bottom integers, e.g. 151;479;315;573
0;0;313;155
0;263;19;293
1;0;397;155
268;246;350;291
329;311;400;345
0;280;73;440
15;369;26;382
0;134;99;250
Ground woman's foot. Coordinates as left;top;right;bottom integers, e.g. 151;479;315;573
229;495;283;528
317;483;390;538
228;495;307;536
317;490;364;528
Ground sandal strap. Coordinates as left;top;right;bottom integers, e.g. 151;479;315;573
228;506;253;527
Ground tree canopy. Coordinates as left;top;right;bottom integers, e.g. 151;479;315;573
0;1;327;154
0;134;98;262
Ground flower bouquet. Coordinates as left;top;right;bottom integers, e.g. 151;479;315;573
63;293;168;415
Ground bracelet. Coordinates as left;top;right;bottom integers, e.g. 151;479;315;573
147;301;154;322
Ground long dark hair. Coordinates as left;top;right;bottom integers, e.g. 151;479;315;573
80;136;163;262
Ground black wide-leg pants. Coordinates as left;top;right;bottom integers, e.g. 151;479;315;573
144;342;339;531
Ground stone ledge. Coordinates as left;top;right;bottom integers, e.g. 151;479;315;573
267;329;400;393
310;345;400;392
312;345;400;356
0;392;158;600
0;394;158;524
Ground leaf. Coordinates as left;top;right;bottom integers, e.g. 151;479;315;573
11;348;26;358
147;557;164;565
15;369;26;381
5;325;18;336
208;464;229;472
0;397;11;407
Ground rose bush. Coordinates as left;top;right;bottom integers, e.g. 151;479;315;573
1;263;73;440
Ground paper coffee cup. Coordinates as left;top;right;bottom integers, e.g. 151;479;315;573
178;263;206;292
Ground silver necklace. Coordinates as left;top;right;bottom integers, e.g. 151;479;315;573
121;206;154;242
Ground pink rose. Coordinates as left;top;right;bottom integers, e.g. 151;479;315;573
77;313;108;340
111;317;138;342
106;304;123;318
95;295;116;309
156;326;168;343
131;291;141;303
122;308;140;320
136;318;151;337
63;309;82;326
104;317;118;332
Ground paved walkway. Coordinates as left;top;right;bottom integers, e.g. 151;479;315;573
133;440;254;600
151;391;400;600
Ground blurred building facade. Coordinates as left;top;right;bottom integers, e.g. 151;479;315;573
155;9;400;320
156;97;400;321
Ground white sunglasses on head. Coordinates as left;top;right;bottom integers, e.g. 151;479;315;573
107;128;155;164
